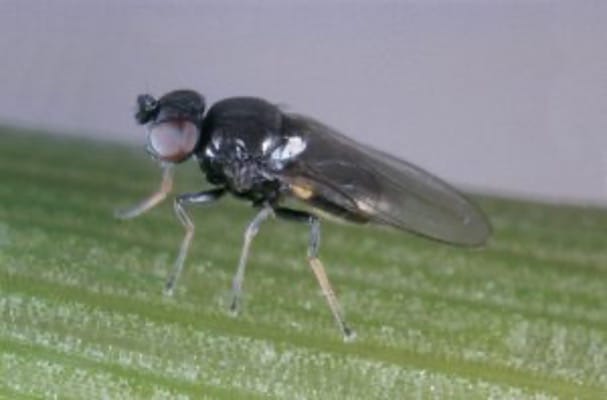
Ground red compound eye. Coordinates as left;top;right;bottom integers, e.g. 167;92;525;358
147;119;199;162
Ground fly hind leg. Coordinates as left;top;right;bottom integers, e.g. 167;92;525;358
275;208;355;341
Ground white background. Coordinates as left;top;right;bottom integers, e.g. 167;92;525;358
1;1;606;205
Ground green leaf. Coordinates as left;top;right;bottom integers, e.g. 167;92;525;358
1;126;606;399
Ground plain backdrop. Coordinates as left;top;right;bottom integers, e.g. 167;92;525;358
1;1;606;205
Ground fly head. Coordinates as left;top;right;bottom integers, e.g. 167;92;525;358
135;90;206;164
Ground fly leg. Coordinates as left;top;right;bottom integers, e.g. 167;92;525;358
165;188;225;296
275;208;355;341
114;165;174;220
229;206;275;314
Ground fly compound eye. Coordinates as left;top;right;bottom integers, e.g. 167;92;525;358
147;119;199;163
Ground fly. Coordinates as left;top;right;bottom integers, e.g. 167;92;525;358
116;89;491;341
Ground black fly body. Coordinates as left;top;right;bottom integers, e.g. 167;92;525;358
116;89;491;340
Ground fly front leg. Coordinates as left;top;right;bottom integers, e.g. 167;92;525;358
275;208;355;341
229;206;275;314
165;188;225;296
115;165;174;220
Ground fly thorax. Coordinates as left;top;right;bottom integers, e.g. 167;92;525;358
264;135;307;171
204;135;263;193
224;159;263;193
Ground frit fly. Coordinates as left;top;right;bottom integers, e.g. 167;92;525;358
116;89;491;340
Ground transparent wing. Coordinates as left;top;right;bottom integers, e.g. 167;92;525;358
277;114;491;246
